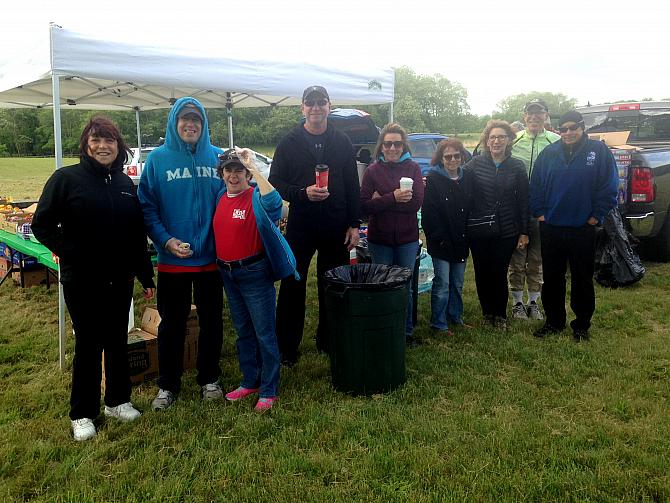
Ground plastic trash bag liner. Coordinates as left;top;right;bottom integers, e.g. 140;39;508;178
324;264;412;290
594;207;645;288
416;247;434;294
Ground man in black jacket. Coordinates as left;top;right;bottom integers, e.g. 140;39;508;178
269;85;361;366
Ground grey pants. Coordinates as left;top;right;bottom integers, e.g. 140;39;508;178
509;218;543;293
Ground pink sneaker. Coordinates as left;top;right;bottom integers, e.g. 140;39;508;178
254;397;277;412
225;386;259;402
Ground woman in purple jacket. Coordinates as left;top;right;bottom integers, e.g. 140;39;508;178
360;123;424;346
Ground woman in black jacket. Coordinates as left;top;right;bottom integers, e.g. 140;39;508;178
32;117;155;441
422;139;473;335
464;120;529;330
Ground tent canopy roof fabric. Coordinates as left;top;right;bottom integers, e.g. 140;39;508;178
0;24;394;111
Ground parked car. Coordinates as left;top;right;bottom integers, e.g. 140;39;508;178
123;147;156;185
576;101;670;260
123;146;272;184
327;108;380;183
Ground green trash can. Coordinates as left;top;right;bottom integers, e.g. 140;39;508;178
324;264;412;395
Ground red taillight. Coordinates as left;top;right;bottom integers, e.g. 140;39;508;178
609;103;640;112
127;165;137;176
630;167;654;202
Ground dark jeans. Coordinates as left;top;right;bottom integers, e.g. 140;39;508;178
276;228;349;362
540;223;597;331
156;270;223;394
63;279;134;420
470;236;517;319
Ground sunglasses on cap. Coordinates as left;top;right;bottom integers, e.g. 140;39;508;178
303;99;328;107
443;153;462;161
557;122;584;133
382;141;404;149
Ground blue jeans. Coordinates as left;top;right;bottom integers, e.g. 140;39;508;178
430;258;466;330
219;257;280;398
368;241;418;336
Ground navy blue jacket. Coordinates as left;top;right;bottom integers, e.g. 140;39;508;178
530;137;618;227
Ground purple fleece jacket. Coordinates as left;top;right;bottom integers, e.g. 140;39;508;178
360;156;424;246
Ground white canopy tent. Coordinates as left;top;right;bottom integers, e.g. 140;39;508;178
0;23;395;369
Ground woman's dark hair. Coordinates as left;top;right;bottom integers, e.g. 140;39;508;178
79;116;130;164
373;122;409;159
480;119;515;157
432;138;468;166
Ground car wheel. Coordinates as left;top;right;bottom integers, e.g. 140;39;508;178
652;208;670;261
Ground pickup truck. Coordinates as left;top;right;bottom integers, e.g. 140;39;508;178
576;101;670;261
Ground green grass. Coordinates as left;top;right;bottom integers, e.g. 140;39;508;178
1;159;670;501
0;157;78;200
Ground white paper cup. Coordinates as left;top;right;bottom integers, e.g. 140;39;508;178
399;177;414;191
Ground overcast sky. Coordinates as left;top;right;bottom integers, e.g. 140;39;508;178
2;0;669;115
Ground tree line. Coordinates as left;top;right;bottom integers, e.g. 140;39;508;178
0;66;580;156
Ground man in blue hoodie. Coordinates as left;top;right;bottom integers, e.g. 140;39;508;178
530;110;618;341
138;97;225;409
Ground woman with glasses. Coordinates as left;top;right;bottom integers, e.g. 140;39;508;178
464;120;529;330
422;139;474;335
360;123;424;346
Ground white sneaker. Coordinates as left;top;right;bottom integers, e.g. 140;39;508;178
512;302;529;320
202;382;224;401
104;402;141;422
71;418;96;441
152;389;176;411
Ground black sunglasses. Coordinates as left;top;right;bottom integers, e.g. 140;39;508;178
303;99;328;107
558;122;584;133
443;153;462;161
382;141;404;149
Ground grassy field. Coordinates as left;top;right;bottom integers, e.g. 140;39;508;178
1;158;669;501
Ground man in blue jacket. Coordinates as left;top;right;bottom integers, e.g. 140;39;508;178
530;110;618;341
138;97;225;409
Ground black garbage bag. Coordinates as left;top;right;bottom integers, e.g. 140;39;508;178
324;263;412;290
594;207;645;287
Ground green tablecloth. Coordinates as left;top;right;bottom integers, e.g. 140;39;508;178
0;229;58;271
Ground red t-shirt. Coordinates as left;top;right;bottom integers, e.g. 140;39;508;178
213;187;264;261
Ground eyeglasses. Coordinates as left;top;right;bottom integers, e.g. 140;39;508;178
558;122;584;133
488;135;509;142
443;153;462;161
303;99;328;107
382;141;404;149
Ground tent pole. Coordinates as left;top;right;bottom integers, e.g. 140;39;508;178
226;92;234;149
51;71;66;371
135;107;142;150
389;101;394;123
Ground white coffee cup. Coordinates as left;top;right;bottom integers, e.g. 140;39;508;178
399;177;414;191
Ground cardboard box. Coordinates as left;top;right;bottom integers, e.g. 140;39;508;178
0;243;39;268
0;257;9;274
141;305;199;371
102;329;159;392
12;267;47;287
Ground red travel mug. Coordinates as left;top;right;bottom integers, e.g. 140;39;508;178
315;164;329;189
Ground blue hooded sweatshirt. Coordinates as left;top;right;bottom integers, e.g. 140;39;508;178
138;97;224;266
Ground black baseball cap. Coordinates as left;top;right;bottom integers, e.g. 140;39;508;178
524;99;549;113
302;85;330;102
217;150;245;170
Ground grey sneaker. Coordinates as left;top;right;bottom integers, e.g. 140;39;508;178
527;301;544;320
512;302;529;320
152;389;175;411
104;402;141;422
71;418;96;441
201;382;224;401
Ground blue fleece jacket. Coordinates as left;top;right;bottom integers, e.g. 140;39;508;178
529;137;618;227
138;97;224;266
216;186;299;281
